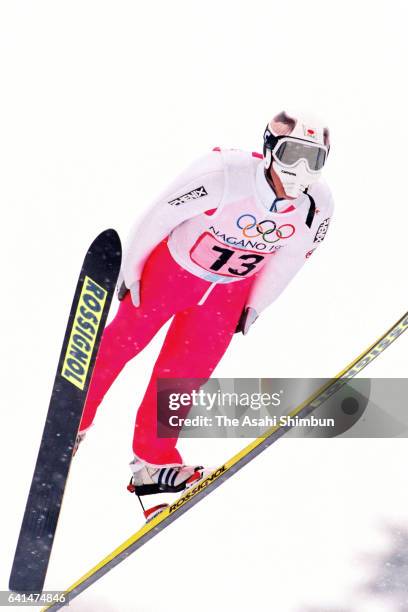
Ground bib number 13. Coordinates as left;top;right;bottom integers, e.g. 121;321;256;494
210;246;264;276
190;232;267;277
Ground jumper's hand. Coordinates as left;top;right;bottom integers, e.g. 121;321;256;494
235;306;258;335
117;272;141;307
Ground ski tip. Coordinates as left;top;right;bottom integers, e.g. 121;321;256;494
87;229;122;260
98;228;120;238
95;228;121;246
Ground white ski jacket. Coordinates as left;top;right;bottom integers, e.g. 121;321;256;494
122;148;334;314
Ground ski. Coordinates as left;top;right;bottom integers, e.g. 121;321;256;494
41;309;408;611
9;229;122;594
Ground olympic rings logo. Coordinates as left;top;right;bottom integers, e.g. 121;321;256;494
236;214;295;243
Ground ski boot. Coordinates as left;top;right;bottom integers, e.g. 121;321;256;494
127;457;207;522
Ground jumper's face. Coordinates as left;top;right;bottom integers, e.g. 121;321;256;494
269;154;324;199
264;116;330;199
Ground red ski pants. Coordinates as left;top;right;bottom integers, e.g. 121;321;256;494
80;240;252;465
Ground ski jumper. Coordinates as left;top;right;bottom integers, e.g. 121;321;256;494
80;149;334;465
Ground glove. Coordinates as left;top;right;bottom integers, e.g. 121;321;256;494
116;272;141;307
235;306;258;335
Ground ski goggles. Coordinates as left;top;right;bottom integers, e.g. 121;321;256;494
272;138;328;173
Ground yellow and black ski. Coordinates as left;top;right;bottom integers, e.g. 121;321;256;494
9;229;122;595
42;309;408;611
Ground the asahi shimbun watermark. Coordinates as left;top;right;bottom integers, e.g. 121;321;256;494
157;378;408;439
166;388;334;428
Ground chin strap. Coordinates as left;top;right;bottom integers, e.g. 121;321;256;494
264;147;273;170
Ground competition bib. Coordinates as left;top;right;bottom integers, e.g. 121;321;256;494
189;232;268;278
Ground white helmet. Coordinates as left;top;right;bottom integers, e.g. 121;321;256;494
263;111;330;198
